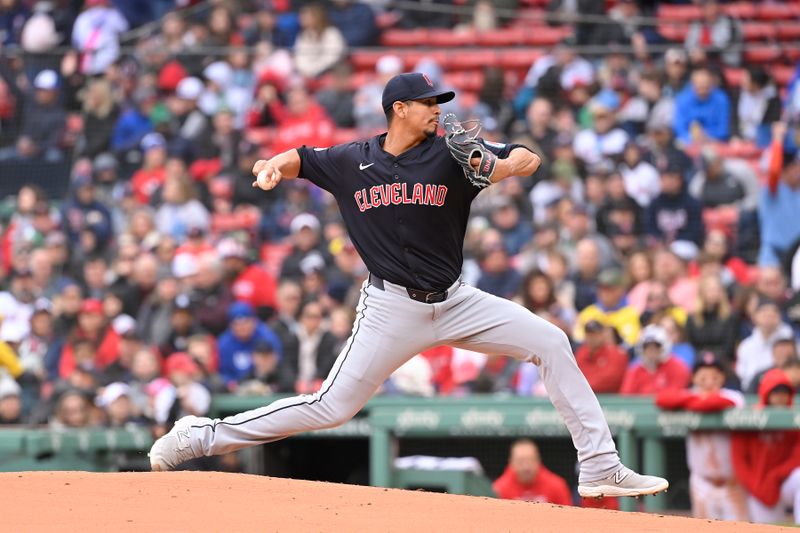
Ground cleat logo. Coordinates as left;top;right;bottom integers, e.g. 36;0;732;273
614;470;628;485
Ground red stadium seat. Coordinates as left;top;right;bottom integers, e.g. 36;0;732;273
777;24;800;41
743;46;782;64
785;47;800;62
741;22;776;41
657;4;702;22
380;29;429;47
724;67;744;87
444;71;485;92
448;50;498;71
723;2;756;20
657;23;689;42
521;26;571;46
498;49;543;71
476;27;526;46
772;65;796;87
351;50;384;71
757;3;800;21
429;29;478;47
402;50;449;69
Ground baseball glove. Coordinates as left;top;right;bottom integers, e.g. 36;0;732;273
443;113;497;189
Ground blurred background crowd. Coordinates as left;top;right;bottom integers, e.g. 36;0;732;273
0;0;799;471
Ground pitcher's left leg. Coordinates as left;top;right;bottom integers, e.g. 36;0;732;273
437;285;667;495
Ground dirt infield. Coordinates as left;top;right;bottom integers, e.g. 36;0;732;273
1;471;789;532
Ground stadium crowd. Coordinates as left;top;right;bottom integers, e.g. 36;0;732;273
1;0;800;522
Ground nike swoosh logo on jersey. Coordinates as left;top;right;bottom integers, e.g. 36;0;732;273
359;162;374;170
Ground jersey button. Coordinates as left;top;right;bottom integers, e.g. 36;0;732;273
393;174;399;180
393;163;399;168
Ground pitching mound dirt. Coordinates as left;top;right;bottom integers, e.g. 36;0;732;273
1;471;789;532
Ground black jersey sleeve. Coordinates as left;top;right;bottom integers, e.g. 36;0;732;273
297;144;356;195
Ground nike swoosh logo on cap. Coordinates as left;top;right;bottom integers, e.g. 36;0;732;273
359;163;374;170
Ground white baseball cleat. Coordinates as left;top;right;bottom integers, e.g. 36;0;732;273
149;415;202;471
578;466;669;498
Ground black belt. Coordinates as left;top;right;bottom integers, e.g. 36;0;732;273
369;274;449;304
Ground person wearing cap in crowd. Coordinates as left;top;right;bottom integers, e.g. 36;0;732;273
280;212;332;283
573;89;628;168
646;158;703;246
656;352;748;521
747;333;799;394
732;368;800;524
0;69;66;162
60;169;114;251
217;302;282;390
0;375;23;424
58;298;120;379
91;152;121;205
574;267;641;347
354;54;403;133
96;381;144;427
736;298;795;391
102;316;142;385
159;294;207;357
131;132;168;205
574;319;628;394
14;298;55;407
673;66;731;145
620;324;691;395
168;76;213;158
217;237;277;320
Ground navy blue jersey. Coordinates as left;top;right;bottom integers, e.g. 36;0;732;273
297;133;529;291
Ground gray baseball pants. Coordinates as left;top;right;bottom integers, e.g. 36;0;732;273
188;277;621;482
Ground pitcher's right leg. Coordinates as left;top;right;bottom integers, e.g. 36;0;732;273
150;280;435;470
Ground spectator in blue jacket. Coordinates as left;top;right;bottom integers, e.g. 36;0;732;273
673;67;730;145
646;161;703;246
327;0;378;47
217;302;282;388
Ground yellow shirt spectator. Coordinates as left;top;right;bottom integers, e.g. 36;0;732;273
574;268;641;346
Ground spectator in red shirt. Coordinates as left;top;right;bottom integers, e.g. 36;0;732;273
267;85;335;156
217;238;277;320
492;438;572;504
130;132;167;205
575;320;629;393
620;324;691;395
732;369;800;524
59;298;120;378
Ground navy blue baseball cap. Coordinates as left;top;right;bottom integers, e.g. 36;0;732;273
381;72;455;112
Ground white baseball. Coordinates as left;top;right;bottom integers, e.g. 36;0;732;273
257;168;271;188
